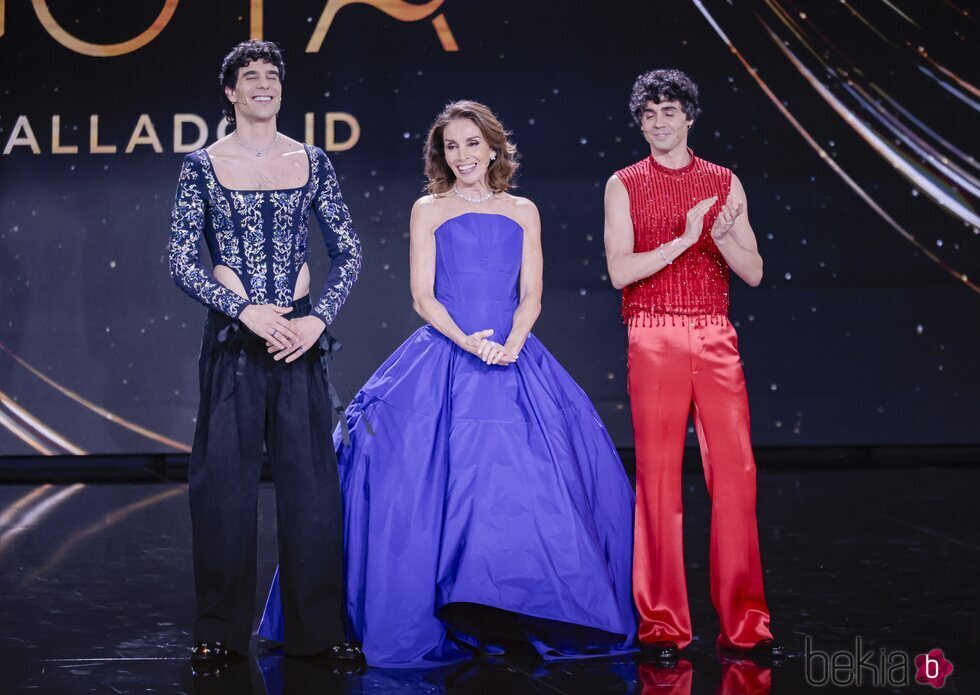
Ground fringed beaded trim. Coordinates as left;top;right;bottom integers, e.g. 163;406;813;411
625;311;729;328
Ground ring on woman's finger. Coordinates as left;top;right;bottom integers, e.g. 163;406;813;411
297;346;304;353
271;329;278;338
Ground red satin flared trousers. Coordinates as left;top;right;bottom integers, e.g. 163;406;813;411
627;318;773;649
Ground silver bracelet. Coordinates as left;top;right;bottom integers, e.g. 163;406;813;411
659;245;672;265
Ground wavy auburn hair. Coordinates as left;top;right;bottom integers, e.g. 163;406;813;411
423;100;519;195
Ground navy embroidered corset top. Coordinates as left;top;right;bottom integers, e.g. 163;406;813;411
168;145;361;325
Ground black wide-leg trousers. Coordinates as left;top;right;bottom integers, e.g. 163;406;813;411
189;296;346;656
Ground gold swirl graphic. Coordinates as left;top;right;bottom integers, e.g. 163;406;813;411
0;390;86;454
0;409;53;455
0;341;191;453
307;0;445;52
691;0;979;294
31;0;180;57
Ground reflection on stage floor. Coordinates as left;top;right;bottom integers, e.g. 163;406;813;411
1;466;976;693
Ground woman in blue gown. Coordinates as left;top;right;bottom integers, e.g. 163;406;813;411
260;100;636;667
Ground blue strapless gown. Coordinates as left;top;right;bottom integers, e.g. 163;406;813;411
259;212;637;667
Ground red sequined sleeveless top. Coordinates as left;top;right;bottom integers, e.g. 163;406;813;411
616;150;732;325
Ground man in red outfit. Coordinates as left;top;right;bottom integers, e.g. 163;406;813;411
603;68;784;661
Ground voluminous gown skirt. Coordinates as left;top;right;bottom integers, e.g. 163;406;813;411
260;327;637;667
260;212;636;667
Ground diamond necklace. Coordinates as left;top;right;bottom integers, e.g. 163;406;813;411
452;184;493;204
233;131;279;158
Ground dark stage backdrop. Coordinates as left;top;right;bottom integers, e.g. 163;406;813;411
0;0;977;457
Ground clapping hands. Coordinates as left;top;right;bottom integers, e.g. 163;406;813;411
710;195;745;241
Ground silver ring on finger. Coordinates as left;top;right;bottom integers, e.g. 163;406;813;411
271;329;278;338
297;346;304;353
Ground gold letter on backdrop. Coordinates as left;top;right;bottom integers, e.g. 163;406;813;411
326;113;360;151
174;114;208;153
307;0;443;52
431;13;457;51
305;113;315;145
250;0;263;39
51;115;78;154
32;0;179;57
217;119;231;141
125;115;164;154
3;116;41;155
89;115;117;154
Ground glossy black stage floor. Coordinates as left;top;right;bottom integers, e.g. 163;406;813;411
1;453;976;694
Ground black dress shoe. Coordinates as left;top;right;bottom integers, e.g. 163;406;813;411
642;641;680;660
317;641;365;664
723;639;786;660
191;641;243;664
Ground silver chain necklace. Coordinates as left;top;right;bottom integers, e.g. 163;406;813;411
233;131;279;157
452;184;493;204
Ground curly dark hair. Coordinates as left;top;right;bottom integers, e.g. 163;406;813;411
219;40;285;126
423;100;520;195
629;69;702;125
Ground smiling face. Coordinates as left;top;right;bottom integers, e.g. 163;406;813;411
640;99;692;155
442;118;495;187
225;59;281;124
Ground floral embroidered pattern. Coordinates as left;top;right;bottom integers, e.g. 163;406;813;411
168;156;249;317
309;148;362;325
198;153;241;275
232;191;268;305
168;146;361;323
271;190;302;306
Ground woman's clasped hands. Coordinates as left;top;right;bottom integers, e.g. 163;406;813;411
459;329;520;366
